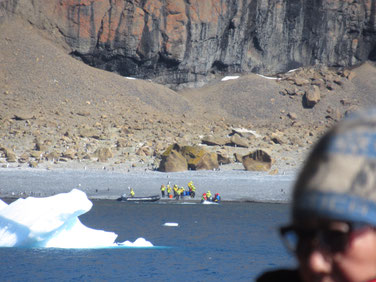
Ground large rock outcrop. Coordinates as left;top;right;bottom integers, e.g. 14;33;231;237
158;143;219;172
1;0;376;88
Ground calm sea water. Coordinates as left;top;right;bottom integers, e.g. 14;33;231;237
0;200;296;281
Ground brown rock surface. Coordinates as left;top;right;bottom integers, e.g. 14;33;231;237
242;150;274;172
158;148;188;172
0;18;375;173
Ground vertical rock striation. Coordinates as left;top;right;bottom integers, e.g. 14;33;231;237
1;0;376;88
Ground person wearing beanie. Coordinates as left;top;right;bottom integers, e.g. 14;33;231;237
257;109;376;282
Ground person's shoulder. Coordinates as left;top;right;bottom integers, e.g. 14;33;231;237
256;269;301;282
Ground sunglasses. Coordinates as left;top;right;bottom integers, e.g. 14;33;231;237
279;221;371;254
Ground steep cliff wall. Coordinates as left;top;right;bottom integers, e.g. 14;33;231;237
1;0;376;88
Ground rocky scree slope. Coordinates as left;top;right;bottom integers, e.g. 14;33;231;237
1;18;375;173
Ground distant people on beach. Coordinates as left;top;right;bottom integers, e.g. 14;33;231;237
160;184;166;198
257;108;376;282
129;188;135;197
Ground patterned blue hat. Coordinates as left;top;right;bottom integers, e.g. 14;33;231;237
293;108;376;225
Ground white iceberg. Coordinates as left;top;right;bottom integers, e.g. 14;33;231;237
0;189;153;248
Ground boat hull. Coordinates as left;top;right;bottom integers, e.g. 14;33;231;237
117;195;161;202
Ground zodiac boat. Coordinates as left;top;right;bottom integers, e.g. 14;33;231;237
117;194;161;202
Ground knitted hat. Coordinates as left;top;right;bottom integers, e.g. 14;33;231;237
293;108;376;226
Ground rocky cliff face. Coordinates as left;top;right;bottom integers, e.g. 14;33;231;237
1;0;376;88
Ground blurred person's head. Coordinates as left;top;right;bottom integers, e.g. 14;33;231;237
281;109;376;282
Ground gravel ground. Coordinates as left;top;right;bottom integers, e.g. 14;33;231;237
0;166;297;203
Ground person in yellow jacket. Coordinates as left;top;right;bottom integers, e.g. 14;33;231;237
173;184;178;197
206;190;212;201
179;187;185;198
130;188;135;197
167;184;172;197
188;181;196;198
176;187;183;200
160;184;166;198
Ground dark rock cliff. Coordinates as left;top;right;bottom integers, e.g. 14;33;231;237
1;0;376;88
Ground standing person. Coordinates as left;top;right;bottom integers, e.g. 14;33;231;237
167;184;172;198
160;184;166;198
206;191;212;201
188;181;196;198
130;188;135;198
257;109;376;282
173;184;178;198
179;186;185;199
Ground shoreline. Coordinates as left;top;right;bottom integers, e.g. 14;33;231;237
0;165;298;203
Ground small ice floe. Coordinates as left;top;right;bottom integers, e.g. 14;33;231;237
125;77;136;80
221;76;239;81
163;222;179;227
118;237;153;247
256;74;281;80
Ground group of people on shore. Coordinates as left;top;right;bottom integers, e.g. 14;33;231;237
159;181;221;202
160;181;196;200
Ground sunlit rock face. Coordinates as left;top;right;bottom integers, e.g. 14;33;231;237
0;189;153;248
1;0;376;88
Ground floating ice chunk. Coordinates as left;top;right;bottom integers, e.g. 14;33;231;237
119;237;153;247
221;76;239;81
0;189;129;248
163;222;179;227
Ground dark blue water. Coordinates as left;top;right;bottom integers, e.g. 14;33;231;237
0;201;296;281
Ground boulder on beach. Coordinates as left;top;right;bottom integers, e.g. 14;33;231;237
242;149;274;171
158;146;188;172
201;135;229;146
158;143;219;171
180;145;219;170
94;147;113;162
194;152;219;170
229;134;249;148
